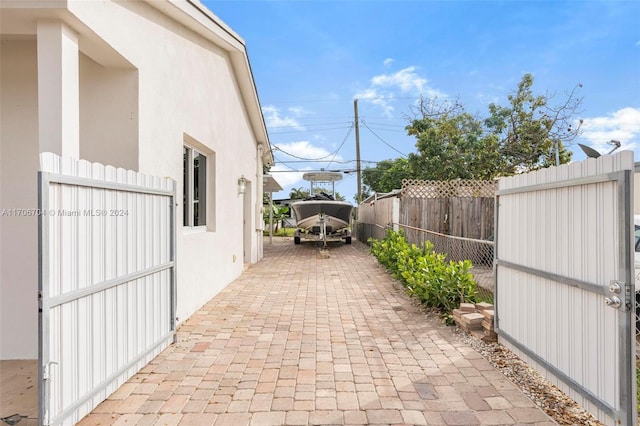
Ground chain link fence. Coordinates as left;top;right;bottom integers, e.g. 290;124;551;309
356;222;495;302
355;222;388;244
636;267;640;358
361;222;639;358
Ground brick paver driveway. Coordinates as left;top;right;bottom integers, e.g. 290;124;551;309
80;239;555;425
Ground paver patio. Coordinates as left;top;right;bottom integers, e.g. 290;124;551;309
78;238;556;425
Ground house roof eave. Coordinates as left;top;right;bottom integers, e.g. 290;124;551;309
147;0;273;166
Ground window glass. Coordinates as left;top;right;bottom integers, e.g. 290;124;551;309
183;146;207;227
193;152;207;226
183;147;189;226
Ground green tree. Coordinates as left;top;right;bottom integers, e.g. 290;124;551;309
406;104;502;181
362;158;413;193
403;74;582;181
289;187;309;199
263;203;289;232
484;73;581;173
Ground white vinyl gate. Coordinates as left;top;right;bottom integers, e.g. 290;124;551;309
495;152;637;425
37;153;176;426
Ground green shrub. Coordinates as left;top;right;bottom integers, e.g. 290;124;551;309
370;229;478;324
263;228;295;237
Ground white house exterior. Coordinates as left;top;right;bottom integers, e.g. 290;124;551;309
0;0;273;365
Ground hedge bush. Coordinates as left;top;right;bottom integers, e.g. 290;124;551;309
370;229;478;324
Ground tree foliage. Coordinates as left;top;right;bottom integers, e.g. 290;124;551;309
406;103;501;181
289;187;310;199
263;203;289;232
483;73;581;174
362;158;412;194
289;186;345;201
363;74;583;193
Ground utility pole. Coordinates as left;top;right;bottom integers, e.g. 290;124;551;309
354;99;361;206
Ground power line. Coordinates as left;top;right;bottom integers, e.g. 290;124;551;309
356;96;421;101
263;98;347;105
364;127;407;133
269;125;352;135
273;149;332;161
358;116;408;120
276;159;381;165
360;120;408;158
273;143;341;161
271;123;354;163
273;159;304;172
277;159;352;164
326;124;354;169
268;168;357;174
268;121;353;130
361;121;407;129
263;95;420;104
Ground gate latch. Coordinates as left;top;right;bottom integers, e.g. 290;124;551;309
604;296;621;308
606;280;632;311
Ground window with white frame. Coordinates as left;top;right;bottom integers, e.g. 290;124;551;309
183;146;207;227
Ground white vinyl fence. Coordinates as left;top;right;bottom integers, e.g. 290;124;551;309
38;153;176;426
495;151;636;426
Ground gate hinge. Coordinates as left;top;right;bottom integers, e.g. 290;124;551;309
43;361;58;380
42;361;58;426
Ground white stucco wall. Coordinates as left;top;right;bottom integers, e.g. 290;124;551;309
0;40;40;359
0;1;266;358
79;53;139;170
67;1;263;324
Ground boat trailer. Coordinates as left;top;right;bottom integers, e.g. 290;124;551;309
293;213;352;247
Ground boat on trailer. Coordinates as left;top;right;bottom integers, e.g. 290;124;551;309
291;171;354;246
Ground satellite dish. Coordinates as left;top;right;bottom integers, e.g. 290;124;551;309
578;143;601;159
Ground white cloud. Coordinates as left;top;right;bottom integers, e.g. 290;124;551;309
287;106;311;117
262;105;306;130
353;87;395;117
268;164;306;188
269;140;345;194
371;66;427;93
474;91;499;105
274;140;341;161
579;107;640;152
354;66;444;117
354;88;378;99
383;58;394;67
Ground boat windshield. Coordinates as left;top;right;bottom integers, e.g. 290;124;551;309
304;191;335;201
303;171;342;199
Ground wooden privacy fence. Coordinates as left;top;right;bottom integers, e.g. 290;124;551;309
38;153;176;425
357;192;399;242
356;180;496;292
356;179;496;244
400;179;496;241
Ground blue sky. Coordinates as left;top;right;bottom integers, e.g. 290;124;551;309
204;0;640;202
